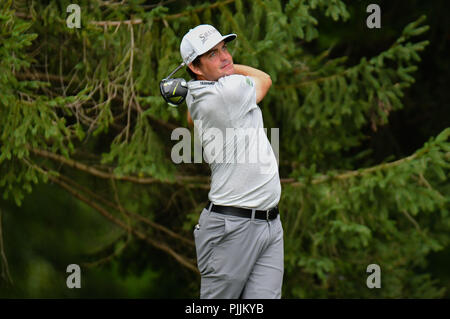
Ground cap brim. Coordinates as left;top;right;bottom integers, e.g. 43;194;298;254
223;34;237;42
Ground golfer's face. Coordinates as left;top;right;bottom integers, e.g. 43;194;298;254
198;41;234;81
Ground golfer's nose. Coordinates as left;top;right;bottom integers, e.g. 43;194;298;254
220;49;230;61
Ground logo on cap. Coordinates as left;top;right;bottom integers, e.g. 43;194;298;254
199;28;218;44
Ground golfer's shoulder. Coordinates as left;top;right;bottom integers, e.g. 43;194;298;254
217;74;248;89
217;74;254;99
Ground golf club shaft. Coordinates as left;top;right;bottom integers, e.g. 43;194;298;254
166;62;186;79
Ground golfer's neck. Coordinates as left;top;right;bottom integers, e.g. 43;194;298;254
197;74;219;82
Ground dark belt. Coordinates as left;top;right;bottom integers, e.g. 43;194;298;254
205;201;279;221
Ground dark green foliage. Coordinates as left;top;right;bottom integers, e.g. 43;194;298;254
0;0;448;298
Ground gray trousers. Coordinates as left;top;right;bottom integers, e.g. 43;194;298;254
193;204;284;299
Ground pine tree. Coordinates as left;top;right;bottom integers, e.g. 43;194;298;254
0;0;448;297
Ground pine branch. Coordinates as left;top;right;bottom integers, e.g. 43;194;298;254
28;145;427;189
90;19;143;27
57;172;195;247
28;146;211;187
22;159;195;249
82;232;131;268
16;71;73;83
0;209;14;286
47;173;199;274
89;0;236;27
401;210;422;234
15;72;181;132
275;69;350;89
284;150;423;187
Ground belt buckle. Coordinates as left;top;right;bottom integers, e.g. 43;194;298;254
266;209;270;221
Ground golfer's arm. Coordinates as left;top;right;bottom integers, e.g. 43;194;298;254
233;64;272;103
187;110;193;126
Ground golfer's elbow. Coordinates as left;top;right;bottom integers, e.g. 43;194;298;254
261;71;272;96
257;74;272;103
265;74;272;90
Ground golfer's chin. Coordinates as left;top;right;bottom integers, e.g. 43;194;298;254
223;63;234;75
212;65;235;81
221;63;235;76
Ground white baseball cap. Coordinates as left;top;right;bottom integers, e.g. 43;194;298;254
180;24;237;65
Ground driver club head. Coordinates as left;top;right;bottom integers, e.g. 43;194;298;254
159;77;188;107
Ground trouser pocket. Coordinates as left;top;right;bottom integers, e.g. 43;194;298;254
194;212;249;276
194;210;225;275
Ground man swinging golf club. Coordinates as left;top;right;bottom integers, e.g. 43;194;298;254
180;24;283;299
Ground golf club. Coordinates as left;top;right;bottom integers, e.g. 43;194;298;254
159;62;188;107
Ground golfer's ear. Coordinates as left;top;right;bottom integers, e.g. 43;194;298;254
189;63;202;78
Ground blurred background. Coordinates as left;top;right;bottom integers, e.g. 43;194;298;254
0;0;449;298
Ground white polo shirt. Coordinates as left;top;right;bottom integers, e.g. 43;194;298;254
186;74;281;210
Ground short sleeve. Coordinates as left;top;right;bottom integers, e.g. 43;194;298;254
217;74;257;118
